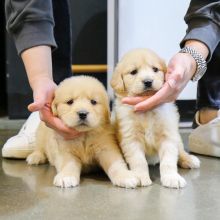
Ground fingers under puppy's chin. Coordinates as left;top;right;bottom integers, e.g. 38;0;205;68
133;90;157;97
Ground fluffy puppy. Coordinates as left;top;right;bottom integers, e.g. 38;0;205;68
111;48;200;188
27;76;138;188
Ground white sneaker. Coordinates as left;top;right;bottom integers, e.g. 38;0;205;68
189;110;220;157
2;112;40;159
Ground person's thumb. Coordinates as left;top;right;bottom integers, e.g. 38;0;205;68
28;91;47;112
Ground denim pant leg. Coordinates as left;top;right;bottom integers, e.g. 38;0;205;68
52;0;72;84
196;42;220;110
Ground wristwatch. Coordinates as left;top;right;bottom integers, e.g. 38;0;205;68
179;46;207;82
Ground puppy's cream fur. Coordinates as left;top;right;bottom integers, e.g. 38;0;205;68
111;49;200;188
27;76;138;188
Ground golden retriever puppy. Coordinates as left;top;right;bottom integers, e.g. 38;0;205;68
111;48;200;188
27;76;138;188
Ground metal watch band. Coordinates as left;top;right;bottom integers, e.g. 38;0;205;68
179;46;207;82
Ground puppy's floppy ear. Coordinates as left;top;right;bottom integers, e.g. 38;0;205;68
159;59;167;82
110;65;125;94
103;102;111;124
160;59;167;74
51;100;58;116
101;92;111;124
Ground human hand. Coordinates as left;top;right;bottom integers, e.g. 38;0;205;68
122;52;197;112
21;46;82;139
28;78;82;140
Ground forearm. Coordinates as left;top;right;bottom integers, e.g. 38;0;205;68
21;46;53;91
180;0;220;61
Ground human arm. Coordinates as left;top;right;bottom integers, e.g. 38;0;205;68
5;0;81;139
123;0;220;111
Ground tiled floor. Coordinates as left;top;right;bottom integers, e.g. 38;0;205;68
0;121;220;220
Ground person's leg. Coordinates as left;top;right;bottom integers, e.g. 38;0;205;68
196;42;220;123
189;42;220;157
2;0;72;158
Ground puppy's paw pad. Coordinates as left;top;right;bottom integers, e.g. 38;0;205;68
111;171;139;189
53;173;79;188
179;155;200;169
161;173;186;188
134;171;152;187
26;152;46;165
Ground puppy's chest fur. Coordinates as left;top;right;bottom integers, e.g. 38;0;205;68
70;136;98;165
118;107;159;148
136;112;158;146
115;99;178;155
65;135;101;164
44;128;108;172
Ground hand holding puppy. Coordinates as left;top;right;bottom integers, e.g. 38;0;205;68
28;77;82;140
122;40;209;112
122;52;196;111
22;46;81;140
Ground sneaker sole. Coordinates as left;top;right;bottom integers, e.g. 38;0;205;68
2;148;34;159
189;137;220;158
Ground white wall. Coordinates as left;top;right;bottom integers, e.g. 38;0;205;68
118;0;197;100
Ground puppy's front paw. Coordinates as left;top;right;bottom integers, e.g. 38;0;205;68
53;173;79;188
26;151;46;165
111;171;139;189
161;173;186;188
134;170;152;187
179;155;200;169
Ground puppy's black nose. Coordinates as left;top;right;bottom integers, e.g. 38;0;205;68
78;111;88;120
143;80;153;88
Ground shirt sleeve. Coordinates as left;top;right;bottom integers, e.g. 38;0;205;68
180;0;220;61
5;0;57;55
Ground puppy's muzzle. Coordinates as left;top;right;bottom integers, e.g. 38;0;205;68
77;110;89;120
143;79;153;89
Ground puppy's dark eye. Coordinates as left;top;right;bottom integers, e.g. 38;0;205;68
66;99;74;105
91;99;97;105
152;67;159;72
130;69;138;75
